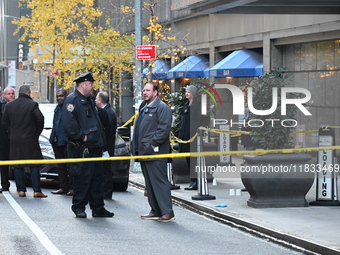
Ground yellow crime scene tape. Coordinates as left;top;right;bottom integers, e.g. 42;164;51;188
1;145;340;166
4;114;336;167
121;113;138;127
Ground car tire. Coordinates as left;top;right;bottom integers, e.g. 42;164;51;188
112;182;129;192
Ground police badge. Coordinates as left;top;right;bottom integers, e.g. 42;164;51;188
67;103;75;112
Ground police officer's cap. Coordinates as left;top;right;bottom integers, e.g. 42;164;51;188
73;72;95;83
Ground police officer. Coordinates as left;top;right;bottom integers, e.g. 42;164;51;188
62;72;114;218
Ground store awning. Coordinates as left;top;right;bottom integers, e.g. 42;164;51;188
168;55;209;79
143;59;171;80
210;49;263;77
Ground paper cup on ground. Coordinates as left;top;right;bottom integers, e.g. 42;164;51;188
236;189;242;196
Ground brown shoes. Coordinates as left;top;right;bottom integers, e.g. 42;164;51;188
158;213;176;222
34;192;48;198
141;213;176;222
140;213;160;220
19;191;26;197
18;191;47;197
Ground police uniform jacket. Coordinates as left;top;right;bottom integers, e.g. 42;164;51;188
62;89;105;149
2;93;44;164
131;97;172;161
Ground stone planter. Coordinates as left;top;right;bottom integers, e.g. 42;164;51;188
241;153;314;208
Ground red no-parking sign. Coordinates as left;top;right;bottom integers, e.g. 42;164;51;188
136;45;157;60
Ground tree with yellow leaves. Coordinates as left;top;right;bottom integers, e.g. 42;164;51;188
120;0;186;82
13;0;134;91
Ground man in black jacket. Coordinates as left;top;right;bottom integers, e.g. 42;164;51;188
50;89;73;196
95;91;117;199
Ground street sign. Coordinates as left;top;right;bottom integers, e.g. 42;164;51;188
310;127;340;206
18;43;24;70
48;69;59;77
23;82;34;86
136;45;157;60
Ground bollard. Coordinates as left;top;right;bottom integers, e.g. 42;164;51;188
192;130;216;200
310;127;340;206
167;162;180;190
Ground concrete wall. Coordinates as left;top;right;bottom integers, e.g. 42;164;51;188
172;14;340;57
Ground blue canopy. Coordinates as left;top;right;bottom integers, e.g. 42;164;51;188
143;59;171;80
168;55;209;78
210;50;263;77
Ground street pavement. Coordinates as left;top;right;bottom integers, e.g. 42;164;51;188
129;155;340;255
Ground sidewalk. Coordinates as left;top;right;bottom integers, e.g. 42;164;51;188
129;156;340;255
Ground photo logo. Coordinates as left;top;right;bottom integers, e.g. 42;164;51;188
225;85;311;116
200;85;312;128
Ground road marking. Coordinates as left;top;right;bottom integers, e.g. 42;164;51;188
3;192;64;255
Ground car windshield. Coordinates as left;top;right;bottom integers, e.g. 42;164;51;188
39;104;57;129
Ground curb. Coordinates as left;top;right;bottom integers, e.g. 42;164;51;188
129;180;340;255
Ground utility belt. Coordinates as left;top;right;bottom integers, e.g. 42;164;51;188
68;141;89;158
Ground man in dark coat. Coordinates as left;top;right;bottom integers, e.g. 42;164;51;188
178;85;202;190
0;86;15;192
95;91;117;199
50;88;73;196
2;85;47;198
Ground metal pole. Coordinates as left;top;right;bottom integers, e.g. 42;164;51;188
131;0;143;172
0;0;8;86
38;70;41;103
167;162;180;190
192;130;216;200
0;0;4;86
134;0;143;109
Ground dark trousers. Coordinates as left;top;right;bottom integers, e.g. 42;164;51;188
69;147;105;213
15;166;41;192
52;143;72;191
180;140;198;183
0;165;10;190
141;160;173;216
102;161;113;198
0;144;10;190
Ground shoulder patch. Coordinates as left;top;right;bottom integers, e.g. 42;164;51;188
66;104;75;112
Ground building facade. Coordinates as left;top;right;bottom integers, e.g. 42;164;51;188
99;0;340;148
3;0;340;147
